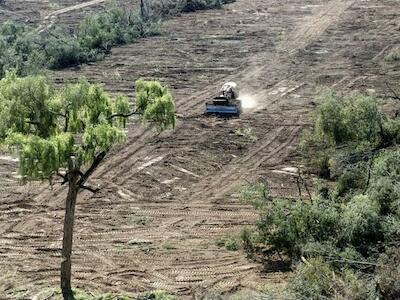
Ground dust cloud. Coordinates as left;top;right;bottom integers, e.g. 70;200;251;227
239;93;259;112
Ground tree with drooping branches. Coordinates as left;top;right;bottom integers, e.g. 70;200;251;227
0;72;175;300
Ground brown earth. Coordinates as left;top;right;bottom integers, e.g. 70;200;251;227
0;0;400;298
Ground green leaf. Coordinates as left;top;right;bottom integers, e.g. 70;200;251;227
135;79;176;131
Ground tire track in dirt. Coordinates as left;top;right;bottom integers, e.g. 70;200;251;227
178;0;355;203
79;1;356;292
1;0;385;297
37;0;106;32
76;0;353;293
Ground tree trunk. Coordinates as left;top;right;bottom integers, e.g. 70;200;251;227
140;0;149;21
61;160;80;300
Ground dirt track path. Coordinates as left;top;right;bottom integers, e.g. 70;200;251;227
37;0;106;32
1;0;400;297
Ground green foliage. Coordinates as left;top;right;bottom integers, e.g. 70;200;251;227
243;90;400;299
290;257;375;300
0;0;235;77
377;248;400;299
181;0;223;12
148;0;235;16
78;5;160;53
257;198;341;257
334;162;368;197
382;215;400;243
45;29;86;69
341;195;382;249
216;235;240;251
135;79;176;131
0;22;46;77
368;149;400;215
315;93;383;146
385;48;400;62
0;73;174;181
240;227;257;254
301;92;400;178
0;72;58;138
239;182;269;209
136;290;175;300
0;5;161;78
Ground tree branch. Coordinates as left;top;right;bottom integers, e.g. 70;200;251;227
77;151;107;186
57;172;69;185
27;120;40;125
79;184;100;193
108;111;138;120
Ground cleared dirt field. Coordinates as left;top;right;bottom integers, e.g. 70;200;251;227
1;0;400;298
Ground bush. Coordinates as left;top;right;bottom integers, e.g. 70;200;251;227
382;215;400;243
301;92;400;181
0;6;161;78
257;198;341;257
136;290;175;300
334;162;368;197
251;90;400;299
368;149;400;215
315;93;385;147
0;0;235;78
45;29;85;69
148;0;235;16
0;22;47;77
181;0;222;12
239;182;269;209
290;257;375;300
385;48;400;62
377;248;400;299
216;235;240;251
240;227;257;254
341;195;382;249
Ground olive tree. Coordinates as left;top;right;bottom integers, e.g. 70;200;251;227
0;72;175;299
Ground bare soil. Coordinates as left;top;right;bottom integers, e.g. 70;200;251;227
0;0;399;298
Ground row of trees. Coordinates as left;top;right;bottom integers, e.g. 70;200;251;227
0;4;161;78
240;92;400;299
0;0;237;79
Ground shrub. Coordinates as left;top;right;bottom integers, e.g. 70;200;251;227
257;198;341;257
78;5;161;52
377;248;400;299
136;290;175;300
334;162;368;197
181;0;222;12
385;48;400;62
341;195;382;250
239;182;269;209
0;0;235;78
382;215;400;243
240;227;257;254
148;0;235;16
45;29;84;69
216;235;240;251
0;22;47;77
315;93;384;147
290;257;375;300
0;6;162;78
368;149;400;215
300;138;332;178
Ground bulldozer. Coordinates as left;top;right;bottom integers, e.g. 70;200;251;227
205;82;242;117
